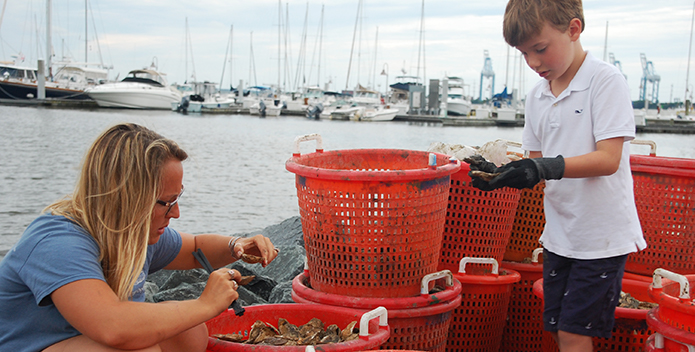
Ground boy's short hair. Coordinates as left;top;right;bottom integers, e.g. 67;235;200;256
503;0;585;47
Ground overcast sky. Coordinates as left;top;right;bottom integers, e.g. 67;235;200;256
1;0;693;103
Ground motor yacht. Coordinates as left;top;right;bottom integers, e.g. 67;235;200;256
86;66;181;109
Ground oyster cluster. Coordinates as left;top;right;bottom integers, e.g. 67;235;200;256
618;291;658;310
213;318;359;346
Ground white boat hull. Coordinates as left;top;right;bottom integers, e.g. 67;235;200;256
359;108;399;121
447;99;472;116
87;85;182;110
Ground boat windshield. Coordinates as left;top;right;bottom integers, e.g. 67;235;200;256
122;71;165;87
355;91;378;99
1;67;37;80
305;89;323;98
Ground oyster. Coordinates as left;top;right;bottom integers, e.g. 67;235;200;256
214;318;361;346
340;320;358;341
247;320;278;344
238;275;255;286
241;253;264;264
212;333;244;342
278;318;301;340
618;291;658;310
469;170;500;182
319;324;341;344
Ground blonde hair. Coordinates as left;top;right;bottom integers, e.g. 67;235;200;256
503;0;585;47
46;123;188;301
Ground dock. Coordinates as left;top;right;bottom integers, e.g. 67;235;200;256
3;99;695;134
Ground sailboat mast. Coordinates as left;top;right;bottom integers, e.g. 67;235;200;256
46;0;52;77
278;0;282;90
85;0;87;63
686;1;695;115
602;21;608;62
220;25;233;91
371;26;378;90
345;0;362;90
318;5;324;88
185;17;188;82
416;0;424;85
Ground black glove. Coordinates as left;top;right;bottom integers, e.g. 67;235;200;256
464;155;498;173
464;155;502;191
487;156;565;190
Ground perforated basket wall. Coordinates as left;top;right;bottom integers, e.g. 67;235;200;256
503;183;546;262
438;166;521;272
627;155;695;276
499;261;544;352
446;267;521;352
286;149;460;298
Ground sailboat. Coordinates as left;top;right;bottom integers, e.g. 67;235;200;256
0;0;109;100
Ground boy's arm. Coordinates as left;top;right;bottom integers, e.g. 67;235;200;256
562;137;623;178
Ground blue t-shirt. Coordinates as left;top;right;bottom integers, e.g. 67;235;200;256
0;214;182;352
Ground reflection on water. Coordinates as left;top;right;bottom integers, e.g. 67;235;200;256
1;104;694;255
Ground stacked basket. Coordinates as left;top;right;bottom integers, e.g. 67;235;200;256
645;269;695;351
286;134;463;352
500;248;545;352
627;145;695;277
446;257;520;352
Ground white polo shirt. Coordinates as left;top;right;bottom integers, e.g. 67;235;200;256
522;51;647;259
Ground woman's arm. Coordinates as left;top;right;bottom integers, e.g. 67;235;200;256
50;267;236;350
165;232;278;270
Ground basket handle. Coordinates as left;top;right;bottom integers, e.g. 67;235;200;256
293;133;324;156
630;139;657;156
358;306;388;337
652;268;691;299
420;270;454;294
501;140;529;158
531;248;543;264
459;257;499;275
653;332;695;351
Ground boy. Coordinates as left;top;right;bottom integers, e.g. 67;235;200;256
468;0;647;351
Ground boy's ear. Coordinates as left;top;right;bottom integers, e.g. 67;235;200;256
568;18;582;41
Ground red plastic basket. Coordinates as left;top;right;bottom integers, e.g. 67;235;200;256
503;183;546;262
646;331;695;352
291;270;461;352
286;134;461;298
446;258;521;352
627;154;695;276
438;165;521;272
205;304;390;352
533;277;655;352
646;308;695;351
500;248;544;352
648;269;695;334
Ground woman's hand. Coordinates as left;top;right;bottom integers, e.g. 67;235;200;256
198;268;241;315
231;234;279;267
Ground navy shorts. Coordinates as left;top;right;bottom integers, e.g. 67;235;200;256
542;249;628;339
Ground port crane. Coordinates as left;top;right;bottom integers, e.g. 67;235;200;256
609;53;627;80
639;53;660;104
479;50;495;101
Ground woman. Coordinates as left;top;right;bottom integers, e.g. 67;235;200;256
0;123;278;351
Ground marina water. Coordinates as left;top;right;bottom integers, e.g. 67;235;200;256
2;104;695;256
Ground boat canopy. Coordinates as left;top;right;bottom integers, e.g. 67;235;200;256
122;69;167;87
